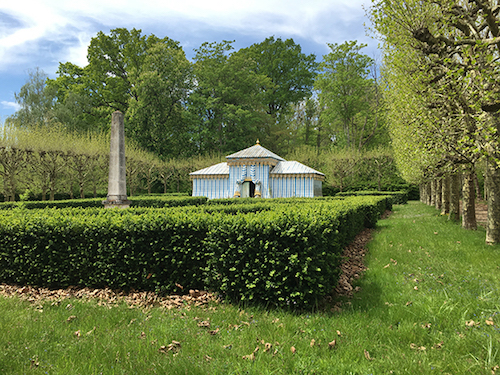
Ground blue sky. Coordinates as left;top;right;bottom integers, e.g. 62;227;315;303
0;0;379;120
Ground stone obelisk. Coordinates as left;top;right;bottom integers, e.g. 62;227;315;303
103;111;130;208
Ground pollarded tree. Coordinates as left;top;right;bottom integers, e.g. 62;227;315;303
0;146;29;201
369;0;500;239
0;124;33;201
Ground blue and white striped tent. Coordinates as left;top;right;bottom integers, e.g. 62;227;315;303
190;141;325;199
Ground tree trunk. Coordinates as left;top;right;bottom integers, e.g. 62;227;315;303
435;178;442;210
449;172;460;222
486;157;500;244
8;176;16;202
474;173;481;200
79;182;85;199
430;179;436;207
426;182;432;205
462;171;477;230
441;174;450;215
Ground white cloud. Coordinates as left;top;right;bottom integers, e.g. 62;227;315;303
0;0;369;64
1;101;20;111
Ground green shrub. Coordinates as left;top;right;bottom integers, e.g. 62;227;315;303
0;196;391;309
0;195;208;210
336;190;408;205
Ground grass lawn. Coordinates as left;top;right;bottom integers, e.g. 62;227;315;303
1;201;499;374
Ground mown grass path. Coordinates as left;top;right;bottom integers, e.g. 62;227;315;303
0;201;499;374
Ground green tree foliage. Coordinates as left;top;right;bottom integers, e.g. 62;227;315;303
48;63;97;133
7;68;55;129
239;37;317;119
315;41;384;150
369;0;500;241
237;37;317;152
188;41;271;155
48;28;191;158
125;42;193;158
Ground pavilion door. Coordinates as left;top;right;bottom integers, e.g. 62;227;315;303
241;181;255;198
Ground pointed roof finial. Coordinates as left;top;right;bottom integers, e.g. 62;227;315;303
256;139;260;145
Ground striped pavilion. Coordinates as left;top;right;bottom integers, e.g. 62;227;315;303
190;141;325;199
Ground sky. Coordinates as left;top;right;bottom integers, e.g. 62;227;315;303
0;0;379;120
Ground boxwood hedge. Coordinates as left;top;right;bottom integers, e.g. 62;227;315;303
0;196;392;309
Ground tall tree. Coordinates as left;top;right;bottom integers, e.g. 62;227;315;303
237;37;317;152
125;42;193;158
7;68;55;128
188;41;271;155
48;28;192;158
239;37;317;120
47;62;95;133
315;41;380;150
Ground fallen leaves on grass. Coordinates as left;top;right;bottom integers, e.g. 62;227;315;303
242;353;255;361
432;341;443;350
466;320;480;327
364;349;372;361
208;328;220;335
328;340;336;349
30;356;39;369
0;283;218;310
197;320;211;328
242;347;259;360
486;319;495;326
410;343;426;351
159;340;181;354
291;346;296;354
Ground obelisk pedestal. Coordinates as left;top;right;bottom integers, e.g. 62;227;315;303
103;111;130;208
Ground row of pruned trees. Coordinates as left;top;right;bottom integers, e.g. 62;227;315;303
0;125;107;201
0;125;223;201
369;0;500;243
0;121;404;201
286;146;407;194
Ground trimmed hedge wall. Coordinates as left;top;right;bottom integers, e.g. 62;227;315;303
0;195;208;210
0;196;392;309
336;190;408;205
